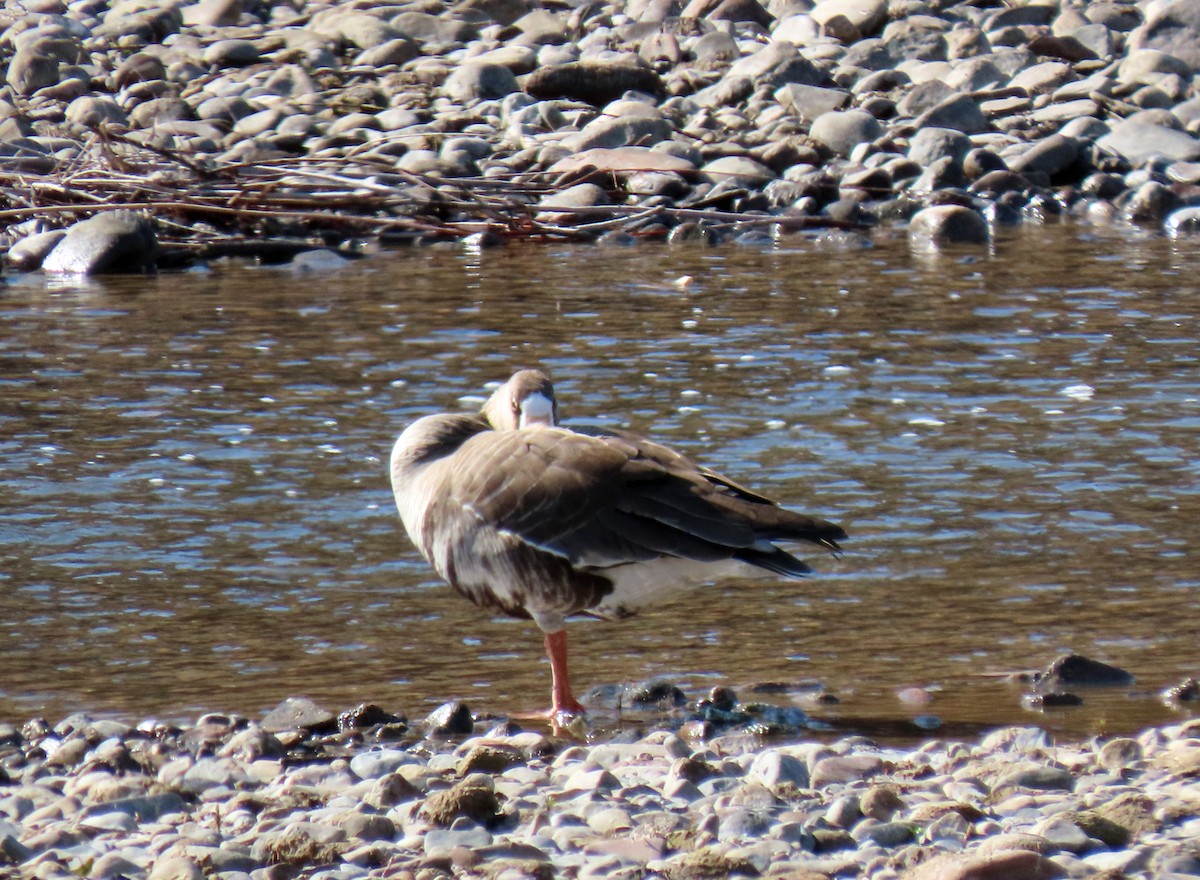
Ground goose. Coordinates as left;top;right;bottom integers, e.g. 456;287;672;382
389;370;846;721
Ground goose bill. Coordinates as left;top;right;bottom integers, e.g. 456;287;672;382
519;391;556;428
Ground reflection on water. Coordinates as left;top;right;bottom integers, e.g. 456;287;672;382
1;225;1198;740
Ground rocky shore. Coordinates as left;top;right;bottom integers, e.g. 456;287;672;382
1;692;1199;880
4;0;1200;273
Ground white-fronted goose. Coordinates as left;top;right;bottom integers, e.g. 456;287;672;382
389;370;846;720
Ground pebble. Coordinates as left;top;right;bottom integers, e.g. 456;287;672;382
3;0;1200;268
4;705;1194;878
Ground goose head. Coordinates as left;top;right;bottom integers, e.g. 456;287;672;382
481;369;559;430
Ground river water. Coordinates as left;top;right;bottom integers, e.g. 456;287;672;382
1;223;1197;741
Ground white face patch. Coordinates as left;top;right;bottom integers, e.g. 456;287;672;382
519;392;555;428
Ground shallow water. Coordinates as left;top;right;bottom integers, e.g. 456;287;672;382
1;223;1197;740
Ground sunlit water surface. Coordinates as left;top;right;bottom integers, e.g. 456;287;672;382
1;224;1197;741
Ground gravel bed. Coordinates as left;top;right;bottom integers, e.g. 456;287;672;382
4;0;1200;272
1;694;1199;879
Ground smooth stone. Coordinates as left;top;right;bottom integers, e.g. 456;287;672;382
810;109;882;157
181;0;242;26
908;205;988;247
1034;654;1136;687
343;812;396;841
525;61;663;104
1165;205;1200;236
727;41;822;88
130;97;193;128
718;809;774;841
354;37;421;67
882;17;948;62
903;848;1067;880
810;754;886;787
5;229;67;271
994;764;1076;792
81;792;185;822
1007;134;1079;178
549;146;694;175
914;93;989;134
773;13;822;46
944;58;1005;92
811;0;887;38
1030;99;1101;125
1059;116;1109;141
748;751;810;789
1010;61;1076;94
774;83;850;120
424;826;492;858
860;785;905;821
89;852;143;878
66;96;129;127
7;47;60;96
511;7;569;43
1096;120;1200;165
1129;0;1200;71
857;819;916;847
147;856;204;880
194;95;255;125
202;39;259;67
262;696;338;733
471;44;537;74
41;211;157;275
701;155;776;187
908;127;971;166
561;115;672;152
443;62;519;102
691;30;740;66
1030;814;1091;854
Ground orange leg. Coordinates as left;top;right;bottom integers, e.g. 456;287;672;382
545;630;586;718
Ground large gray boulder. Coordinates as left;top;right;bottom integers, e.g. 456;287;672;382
41;212;158;275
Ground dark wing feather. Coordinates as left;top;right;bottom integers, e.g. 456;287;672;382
440;427;842;573
569;424;846;555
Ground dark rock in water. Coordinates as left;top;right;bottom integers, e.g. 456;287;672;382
1162;677;1200;701
746;704;809;735
525;61;664;104
290;249;351;271
1164;207;1200;237
1023;692;1085;710
703;686;739;713
1033;654;1135;689
425;700;474;736
338;703;402;732
667;222;724;246
6;229;67;271
908;205;989;247
262;697;339;734
626;679;688;708
41;211;157;275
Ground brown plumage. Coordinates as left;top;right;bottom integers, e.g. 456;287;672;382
389;370;846;719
